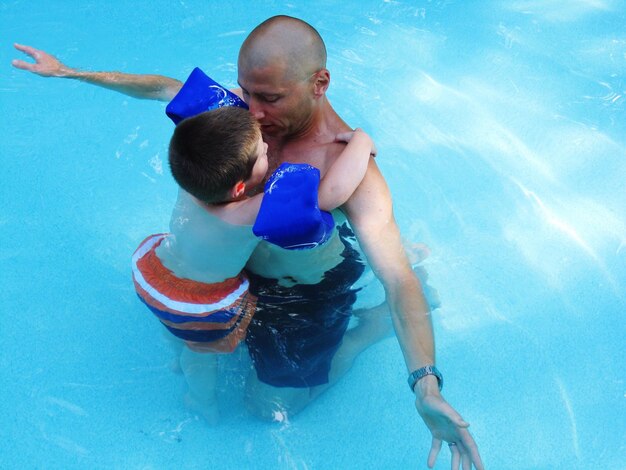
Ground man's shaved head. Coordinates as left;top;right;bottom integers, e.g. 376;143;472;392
239;16;327;81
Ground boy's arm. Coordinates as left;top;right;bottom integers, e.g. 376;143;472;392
12;43;182;101
317;129;375;211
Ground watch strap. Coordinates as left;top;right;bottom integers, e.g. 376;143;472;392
407;365;443;392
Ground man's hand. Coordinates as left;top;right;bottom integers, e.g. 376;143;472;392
414;378;484;470
12;43;72;77
12;43;182;101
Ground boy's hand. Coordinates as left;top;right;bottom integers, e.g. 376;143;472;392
335;129;377;157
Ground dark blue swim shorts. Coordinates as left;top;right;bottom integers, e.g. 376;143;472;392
244;224;365;388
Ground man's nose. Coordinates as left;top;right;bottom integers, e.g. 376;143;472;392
248;98;265;120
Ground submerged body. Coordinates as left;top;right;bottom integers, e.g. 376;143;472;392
246;210;348;286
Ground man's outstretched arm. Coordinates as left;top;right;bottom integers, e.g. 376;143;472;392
343;159;484;470
12;43;182;101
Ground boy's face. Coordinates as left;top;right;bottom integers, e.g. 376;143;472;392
244;134;269;191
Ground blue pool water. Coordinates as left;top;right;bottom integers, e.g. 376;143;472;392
1;1;625;469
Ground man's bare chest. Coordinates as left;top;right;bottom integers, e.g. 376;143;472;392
266;143;338;179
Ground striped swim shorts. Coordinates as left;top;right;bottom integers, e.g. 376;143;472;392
132;234;256;353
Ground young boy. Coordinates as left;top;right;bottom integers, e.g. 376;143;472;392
132;106;375;422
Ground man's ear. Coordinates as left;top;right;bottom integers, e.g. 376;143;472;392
229;181;246;199
313;69;330;97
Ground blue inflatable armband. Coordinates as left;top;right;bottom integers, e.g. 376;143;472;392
166;67;248;124
253;163;335;250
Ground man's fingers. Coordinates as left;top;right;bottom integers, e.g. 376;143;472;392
460;445;472;470
427;437;442;468
11;59;33;70
455;417;470;428
14;43;37;56
449;442;461;470
468;446;485;470
445;407;470;429
460;430;485;470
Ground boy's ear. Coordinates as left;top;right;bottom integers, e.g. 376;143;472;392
230;181;246;199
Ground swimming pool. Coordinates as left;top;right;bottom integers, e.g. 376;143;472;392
2;1;625;469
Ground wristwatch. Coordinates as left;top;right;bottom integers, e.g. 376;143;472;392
407;365;443;392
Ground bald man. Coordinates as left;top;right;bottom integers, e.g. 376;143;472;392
13;16;483;469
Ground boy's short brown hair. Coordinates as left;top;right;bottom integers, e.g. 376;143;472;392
169;107;260;203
